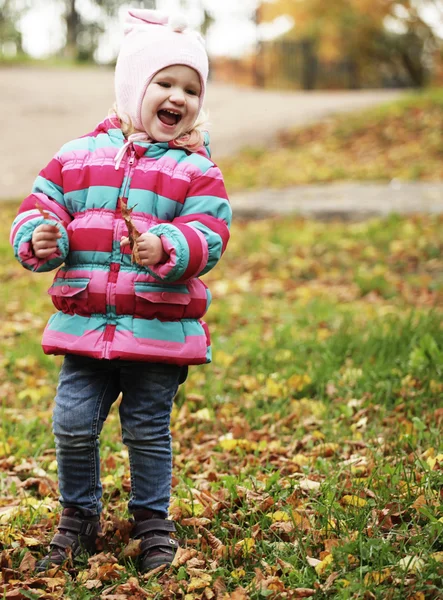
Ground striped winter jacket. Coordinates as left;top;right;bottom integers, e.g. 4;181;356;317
10;118;232;365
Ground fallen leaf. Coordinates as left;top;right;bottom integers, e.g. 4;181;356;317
121;202;141;264
341;495;367;508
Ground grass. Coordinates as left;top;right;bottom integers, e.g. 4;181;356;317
0;202;442;599
219;87;443;192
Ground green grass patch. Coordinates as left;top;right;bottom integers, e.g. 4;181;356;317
220;88;443;192
1;202;442;598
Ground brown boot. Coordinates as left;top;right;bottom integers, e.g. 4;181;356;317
36;508;100;572
131;510;179;573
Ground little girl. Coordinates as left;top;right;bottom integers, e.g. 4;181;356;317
10;9;231;573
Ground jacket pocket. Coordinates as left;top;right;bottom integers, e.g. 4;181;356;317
134;282;191;320
48;277;90;314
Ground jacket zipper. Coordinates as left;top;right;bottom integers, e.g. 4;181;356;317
103;146;137;359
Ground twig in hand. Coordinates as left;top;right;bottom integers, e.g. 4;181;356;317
35;200;50;220
121;202;141;264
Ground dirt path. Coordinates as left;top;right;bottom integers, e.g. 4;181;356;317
0;66;404;200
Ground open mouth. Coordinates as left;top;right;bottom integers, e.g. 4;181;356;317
157;109;182;127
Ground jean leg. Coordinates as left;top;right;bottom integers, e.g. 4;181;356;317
119;362;182;515
52;355;120;515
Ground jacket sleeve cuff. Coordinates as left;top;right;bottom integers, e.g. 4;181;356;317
14;217;69;273
143;223;192;282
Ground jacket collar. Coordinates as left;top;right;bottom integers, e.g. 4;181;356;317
98;117;211;160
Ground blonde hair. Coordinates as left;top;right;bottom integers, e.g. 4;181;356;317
109;104;209;153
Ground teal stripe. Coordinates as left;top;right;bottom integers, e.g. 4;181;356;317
183;152;212;173
65;186;120;213
59;133;119;155
134;282;189;294
33;175;65;205
148;224;190;281
182;320;205;337
47;313;105;336
12;210;42;229
52;278;89;288
183;196;232;222
183;221;223;272
128;189;177;218
121;176;130;195
68;250;111;266
133;318;185;343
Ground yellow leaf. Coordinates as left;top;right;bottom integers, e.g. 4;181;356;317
268;511;290;522
341;495;367;508
266;377;286;398
102;474;115;486
219;437;257;452
0;441;11;457
427;454;443;470
364;568;392;585
231;568;246;579
292;453;310;467
430;551;443;563
315;553;334;576
193;408;212;422
20;536;42;547
215;351;234;368
236;538;255;556
288;373;312;391
239;375;259;391
187;574;212;592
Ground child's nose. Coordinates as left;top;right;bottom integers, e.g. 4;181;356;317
169;89;186;105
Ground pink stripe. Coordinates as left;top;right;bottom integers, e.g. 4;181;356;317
10;212;40;244
40;158;63;188
70;227;113;252
174;224;208;280
188;173;229;199
131;170;188;201
18;241;59;270
42;329;208;365
63;163;123;193
198;166;225;181
176;213;230;252
112;329;207;360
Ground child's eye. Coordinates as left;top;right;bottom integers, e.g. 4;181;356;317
157;82;171;88
186;89;198;96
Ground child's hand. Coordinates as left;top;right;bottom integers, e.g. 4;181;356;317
120;232;168;266
31;224;61;258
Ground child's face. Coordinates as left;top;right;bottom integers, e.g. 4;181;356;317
141;65;201;142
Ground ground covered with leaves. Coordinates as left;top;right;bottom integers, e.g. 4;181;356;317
0;204;442;599
220;89;443;191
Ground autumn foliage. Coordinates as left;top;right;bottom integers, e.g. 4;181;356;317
0;205;442;598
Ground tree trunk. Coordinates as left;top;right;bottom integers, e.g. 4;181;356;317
64;0;81;61
401;50;426;87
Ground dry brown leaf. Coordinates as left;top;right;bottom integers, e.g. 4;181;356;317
121;202;141;264
213;576;227;599
119;538;141;558
18;551;36;573
181;517;212;527
201;527;226;557
227;588;249;600
171;546;198;567
35;200;50;220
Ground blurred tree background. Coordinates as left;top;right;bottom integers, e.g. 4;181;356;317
1;0;443;89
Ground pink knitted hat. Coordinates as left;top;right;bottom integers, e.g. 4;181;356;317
115;9;209;132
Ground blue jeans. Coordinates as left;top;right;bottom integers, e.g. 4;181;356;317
52;354;186;517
